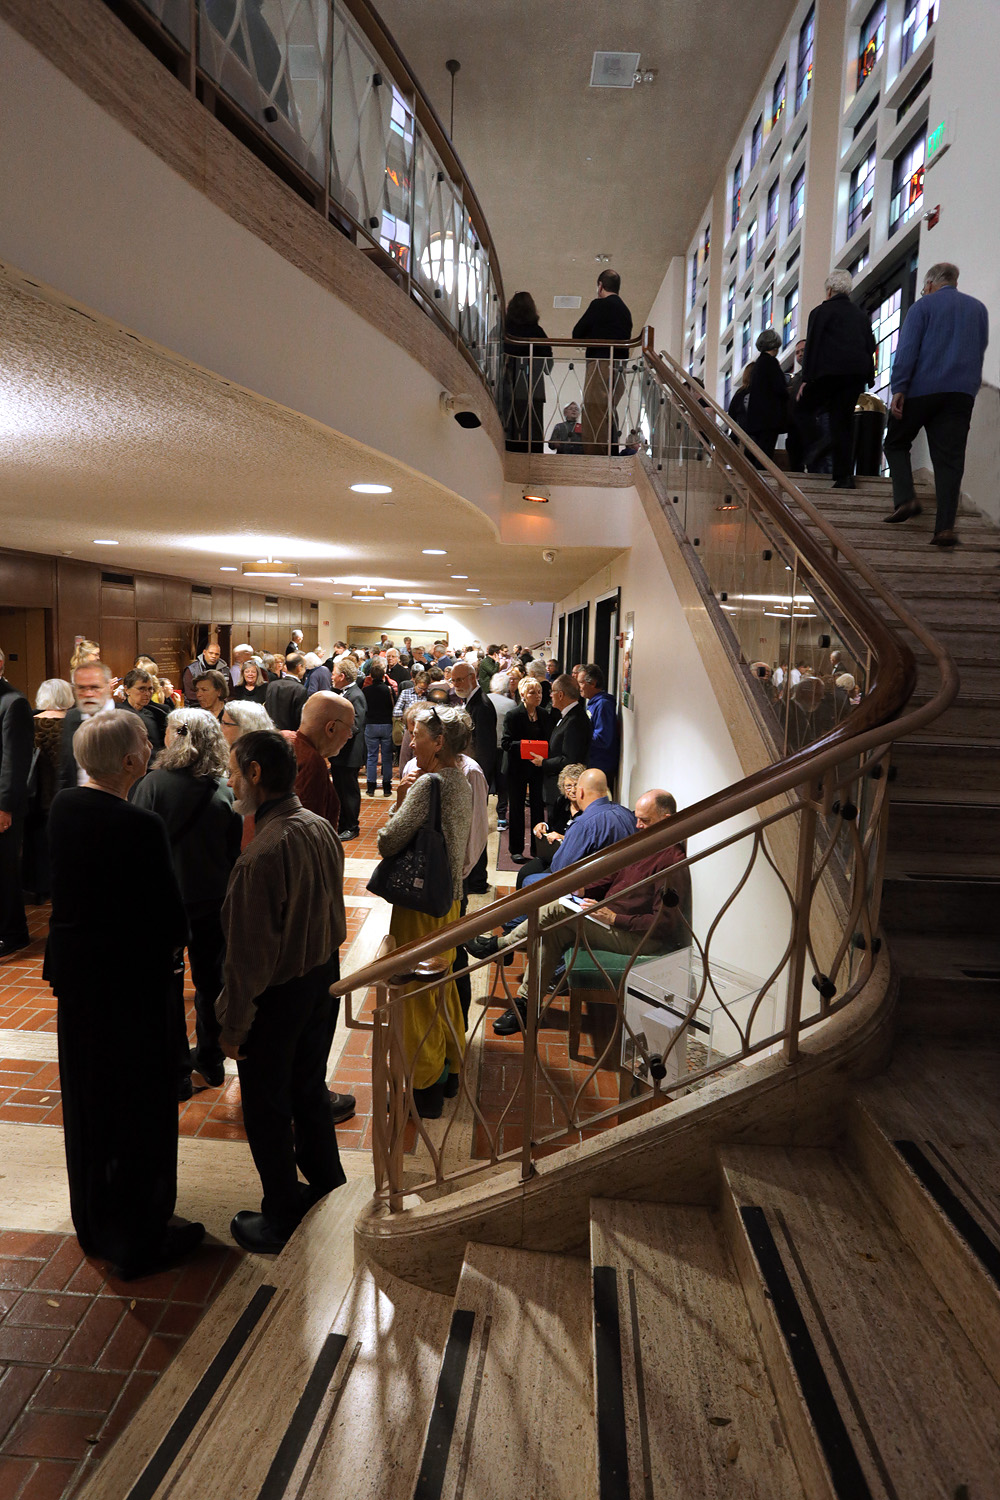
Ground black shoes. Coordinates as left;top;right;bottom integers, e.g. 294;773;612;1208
492;1000;527;1037
230;1210;291;1255
191;1055;226;1089
366;785;376;797
0;936;30;961
883;500;923;523
328;1090;356;1124
831;478;856;489
510;853;530;865
114;1219;205;1279
178;1075;193;1103
339;827;360;842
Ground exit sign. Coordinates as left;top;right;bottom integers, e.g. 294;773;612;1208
926;112;956;170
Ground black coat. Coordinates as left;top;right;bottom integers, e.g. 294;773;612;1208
331;682;366;769
572;294;633;359
115;698;168;753
0;678;34;818
746;354;789;435
58;707;85;794
502;703;555;774
503;316;553;364
541;701;592;806
462;686;498;782
802;294;877;385
264;674;307;732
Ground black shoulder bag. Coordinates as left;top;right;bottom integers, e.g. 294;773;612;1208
367;773;454;918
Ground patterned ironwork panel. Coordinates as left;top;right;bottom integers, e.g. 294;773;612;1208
131;0;192;44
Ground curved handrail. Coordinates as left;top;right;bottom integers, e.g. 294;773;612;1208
333;351;958;996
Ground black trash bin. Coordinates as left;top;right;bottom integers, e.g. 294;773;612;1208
854;408;886;477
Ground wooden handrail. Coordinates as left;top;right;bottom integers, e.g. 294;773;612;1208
333;353;958;996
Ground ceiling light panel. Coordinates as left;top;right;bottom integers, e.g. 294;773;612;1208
350;483;392;494
590;51;640;88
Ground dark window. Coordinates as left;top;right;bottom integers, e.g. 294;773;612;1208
889;129;925;235
902;0;935;64
690;253;698;309
766;179;780;234
727;279;736;325
896;65;932;123
857;1;886;88
795;7;815;112
723;367;733;408
746;217;757;270
847;147;876;237
771;65;786;129
741;317;752;365
751;115;763;168
700;302;707;338
782;286;799;348
761;285;773;330
731;157;743;233
788;167;805;231
849;249;870;278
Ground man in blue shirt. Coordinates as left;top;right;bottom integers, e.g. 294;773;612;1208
465;769;636;1035
882;262;989;546
579;663;620;786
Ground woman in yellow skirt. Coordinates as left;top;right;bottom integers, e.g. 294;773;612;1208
376;707;473;1117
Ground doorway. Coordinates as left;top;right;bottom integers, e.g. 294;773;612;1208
0;608;49;703
564;605;590;672
593;589;621;697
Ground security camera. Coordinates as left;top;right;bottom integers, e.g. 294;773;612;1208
542;549;556;564
439;391;482;429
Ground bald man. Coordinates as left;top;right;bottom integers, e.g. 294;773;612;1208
474;786;690;1036
284;691;355;832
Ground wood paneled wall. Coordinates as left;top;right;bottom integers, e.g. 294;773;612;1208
0;547;319;698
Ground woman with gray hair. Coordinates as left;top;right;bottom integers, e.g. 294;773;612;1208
745;327;789;461
374;705;473;1118
131;708;242;1095
220;699;274;746
799;269;878;487
45;711;203;1279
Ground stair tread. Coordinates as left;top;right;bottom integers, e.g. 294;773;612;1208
888;930;1000;975
722;1144;1000;1498
77;1176;375;1500
423;1243;595;1500
889;786;1000;807
589;1199;803;1498
884;849;1000;879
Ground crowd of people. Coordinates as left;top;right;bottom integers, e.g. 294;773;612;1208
728;261;989;548
0;628;675;1278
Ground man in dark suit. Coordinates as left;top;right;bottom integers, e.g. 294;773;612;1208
0;647;34;958
536;673;592;821
58;660;118;794
451;662;497;893
573;269;633;454
264;653;308;731
329;656;367;841
799;269;877;488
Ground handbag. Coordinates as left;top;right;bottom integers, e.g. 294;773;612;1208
520;739;548;760
366;773;454;918
392;717;405;746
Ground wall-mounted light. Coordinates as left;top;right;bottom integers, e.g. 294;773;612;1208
522;486;550;504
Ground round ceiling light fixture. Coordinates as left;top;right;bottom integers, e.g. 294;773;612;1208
350;483;393;494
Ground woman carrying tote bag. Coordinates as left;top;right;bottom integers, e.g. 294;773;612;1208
372;706;473;1118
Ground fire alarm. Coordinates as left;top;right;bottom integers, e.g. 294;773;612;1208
925;204;941;230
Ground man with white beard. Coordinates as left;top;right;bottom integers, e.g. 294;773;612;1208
216;731;347;1254
58;660;119;792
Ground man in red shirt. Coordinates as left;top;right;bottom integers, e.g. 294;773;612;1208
284;692;355;830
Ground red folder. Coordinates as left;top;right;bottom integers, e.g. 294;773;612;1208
521;739;548;760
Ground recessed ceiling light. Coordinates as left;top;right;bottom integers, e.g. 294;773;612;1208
290;582;304;587
466;588;480;593
351;483;393;494
93;538;118;546
451;574;468;579
220;566;237;571
422;549;447;555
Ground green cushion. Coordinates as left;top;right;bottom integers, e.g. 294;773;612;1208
565;950;657;991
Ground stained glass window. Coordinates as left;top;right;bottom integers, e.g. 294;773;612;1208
751;116;763;168
847;148;876;239
742;317;752;366
788;167;805;232
731;157;743;233
727;279;736;326
703;223;711;262
857;1;886;89
771;65;786;129
746;218;757;271
782;285;799;348
723;367;733;409
766;179;779;235
889;130;925;234
761;285;773;331
690;253;698;310
902;0;935;64
795;8;815;113
870;287;902;407
849;249;870;277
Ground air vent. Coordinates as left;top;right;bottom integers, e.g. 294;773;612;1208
265;595;279;606
553;295;582;309
101;571;134;587
309;601;318;610
590;51;640;88
191;584;212;597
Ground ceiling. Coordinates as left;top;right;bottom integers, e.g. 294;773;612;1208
378;0;796;335
0;272;620;609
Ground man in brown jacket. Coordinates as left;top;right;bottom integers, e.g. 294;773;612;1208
217;731;347;1254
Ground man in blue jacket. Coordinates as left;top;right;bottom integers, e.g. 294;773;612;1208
579;663;620;787
882;262;989;547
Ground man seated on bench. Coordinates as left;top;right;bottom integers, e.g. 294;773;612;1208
468;787;689;1037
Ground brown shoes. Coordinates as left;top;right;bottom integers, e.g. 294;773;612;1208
883;501;923;523
930;529;959;548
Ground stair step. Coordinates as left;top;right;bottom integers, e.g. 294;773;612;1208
916;659;1000;698
888;796;1000;853
850;1041;1000;1388
76;1177;375;1500
415;1242;595;1500
881;870;1000;934
589;1199;803;1498
890;739;1000;793
721;1144;1000;1500
907;696;1000;739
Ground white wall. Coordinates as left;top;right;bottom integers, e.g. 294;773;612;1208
921;2;1000;523
645;256;686;362
553;493;792;993
317;600;551;655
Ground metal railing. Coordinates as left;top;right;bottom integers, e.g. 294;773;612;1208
103;0;504;394
334;337;958;1209
500;336;647;457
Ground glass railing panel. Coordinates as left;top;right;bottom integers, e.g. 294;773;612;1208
199;0;329;181
457;209;489;370
133;0;192;45
330;4;411;245
411;127;462;327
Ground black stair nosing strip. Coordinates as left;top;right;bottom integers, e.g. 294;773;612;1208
255;1330;349;1500
894;1138;1000;1288
739;1206;874;1500
592;1264;630;1500
625;1268;654;1500
412;1307;476;1500
126;1283;278;1500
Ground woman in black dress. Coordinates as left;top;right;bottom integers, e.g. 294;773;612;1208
45;711;203;1279
230;659;268;704
502;291;553;452
501;675;554;863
